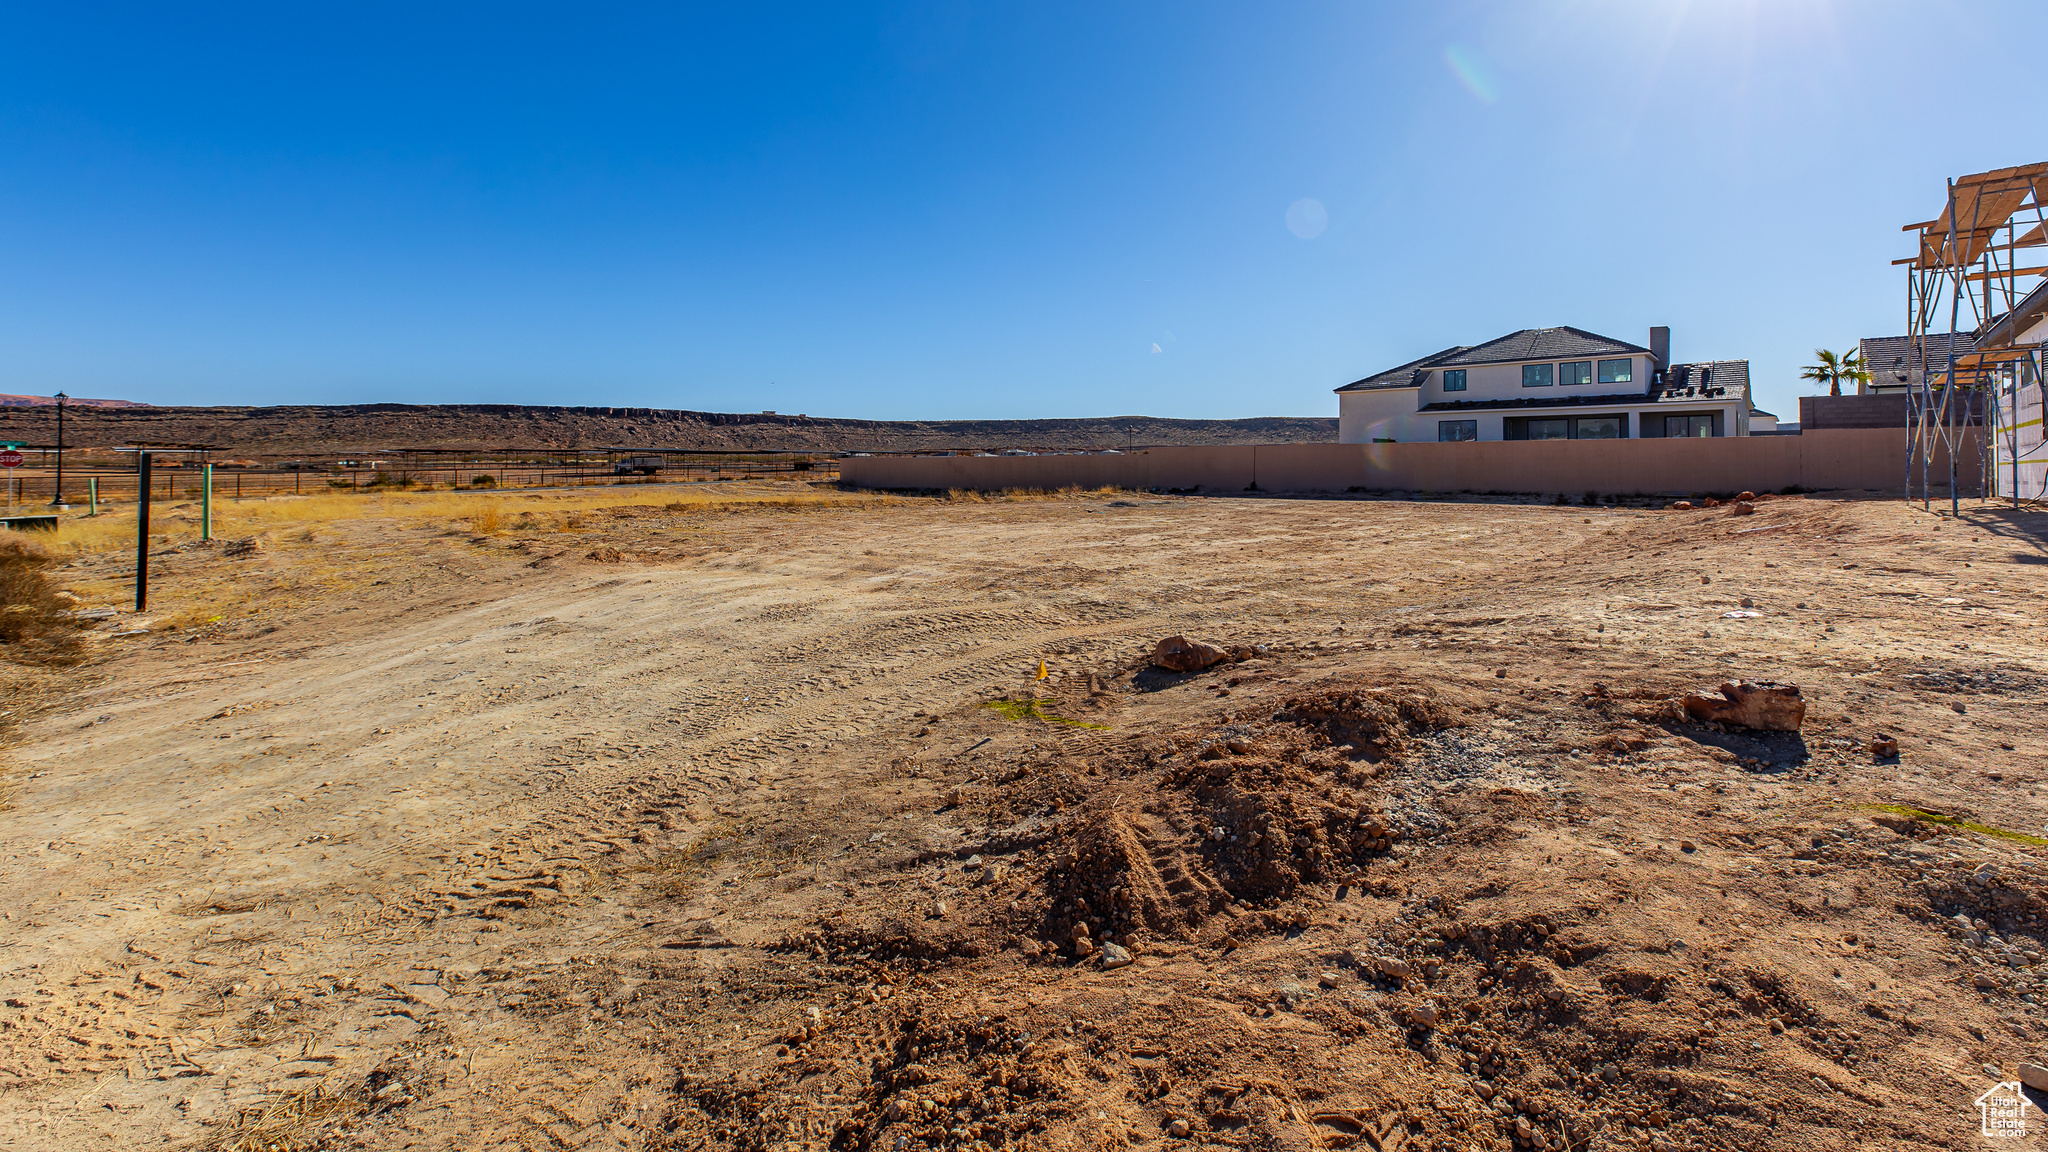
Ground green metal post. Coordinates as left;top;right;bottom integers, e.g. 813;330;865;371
202;463;213;541
88;477;98;516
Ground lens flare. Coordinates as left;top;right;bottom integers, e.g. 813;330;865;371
1285;198;1329;239
1442;44;1499;104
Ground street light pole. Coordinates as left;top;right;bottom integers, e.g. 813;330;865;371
50;391;68;508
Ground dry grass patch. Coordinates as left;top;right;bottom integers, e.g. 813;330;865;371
47;481;894;556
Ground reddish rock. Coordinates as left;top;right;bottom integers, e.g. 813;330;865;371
1152;636;1227;672
1679;681;1807;732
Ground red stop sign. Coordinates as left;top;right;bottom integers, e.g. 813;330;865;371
0;451;22;468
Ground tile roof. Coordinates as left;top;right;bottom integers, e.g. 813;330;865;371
1337;327;1652;393
1657;359;1749;402
1859;333;1972;391
1332;346;1467;392
1436;327;1649;367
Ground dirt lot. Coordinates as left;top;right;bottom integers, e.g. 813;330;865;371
3;484;2047;1151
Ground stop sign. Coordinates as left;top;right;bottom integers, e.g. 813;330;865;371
0;451;22;468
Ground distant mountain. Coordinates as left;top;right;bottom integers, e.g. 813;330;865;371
0;403;1337;454
0;394;149;408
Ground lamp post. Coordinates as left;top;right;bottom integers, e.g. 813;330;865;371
49;391;67;508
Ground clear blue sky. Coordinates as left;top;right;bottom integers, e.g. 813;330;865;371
2;2;2042;422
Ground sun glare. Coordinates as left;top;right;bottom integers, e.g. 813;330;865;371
1442;43;1500;104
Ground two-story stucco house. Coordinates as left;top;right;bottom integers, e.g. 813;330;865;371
1335;326;1752;444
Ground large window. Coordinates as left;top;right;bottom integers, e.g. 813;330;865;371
1560;360;1593;386
1442;369;1467;391
1527;418;1569;440
1438;419;1477;441
1598;358;1633;384
1666;414;1715;438
1574;416;1621;439
1522;363;1554;388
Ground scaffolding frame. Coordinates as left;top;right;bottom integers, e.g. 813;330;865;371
1900;163;2048;514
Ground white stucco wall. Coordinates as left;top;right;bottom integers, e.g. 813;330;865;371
1419;355;1650;405
1341;355;1746;443
1337;389;1420;443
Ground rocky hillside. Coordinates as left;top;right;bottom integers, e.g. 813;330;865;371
0;403;1336;454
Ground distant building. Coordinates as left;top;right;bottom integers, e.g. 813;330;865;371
1335;326;1751;443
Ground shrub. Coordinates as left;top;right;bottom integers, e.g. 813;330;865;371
471;474;498;488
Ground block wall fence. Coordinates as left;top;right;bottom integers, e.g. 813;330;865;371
838;429;1983;497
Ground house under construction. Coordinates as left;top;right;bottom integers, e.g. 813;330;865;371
1897;163;2048;509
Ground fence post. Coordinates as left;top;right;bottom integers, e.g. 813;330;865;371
88;476;98;516
135;453;152;612
202;463;213;541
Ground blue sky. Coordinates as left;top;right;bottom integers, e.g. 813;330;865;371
1;1;2042;422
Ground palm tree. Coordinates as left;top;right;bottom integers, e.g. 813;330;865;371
1802;348;1858;396
1838;348;1872;395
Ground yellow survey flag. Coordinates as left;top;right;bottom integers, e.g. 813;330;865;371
1035;659;1048;680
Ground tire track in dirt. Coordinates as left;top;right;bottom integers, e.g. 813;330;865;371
18;492;2032;1149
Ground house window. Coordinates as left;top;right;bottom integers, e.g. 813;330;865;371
1522;364;1554;388
1438;420;1477;442
1598;358;1633;384
1527;418;1569;440
1666;414;1715;438
1443;370;1467;392
1574;416;1621;439
1560;361;1592;386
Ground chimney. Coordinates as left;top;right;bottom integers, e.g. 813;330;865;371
1649;326;1670;370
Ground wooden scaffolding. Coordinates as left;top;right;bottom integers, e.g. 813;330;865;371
1897;163;2048;511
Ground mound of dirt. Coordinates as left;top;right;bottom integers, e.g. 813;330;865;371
1272;683;1471;761
1023;683;1466;957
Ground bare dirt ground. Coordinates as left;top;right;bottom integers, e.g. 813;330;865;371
4;483;2048;1151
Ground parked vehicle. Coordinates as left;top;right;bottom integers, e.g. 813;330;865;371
614;455;665;475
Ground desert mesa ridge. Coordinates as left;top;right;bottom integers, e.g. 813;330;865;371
0;402;1336;453
0;394;148;409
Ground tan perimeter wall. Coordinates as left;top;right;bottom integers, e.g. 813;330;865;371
839;429;1981;496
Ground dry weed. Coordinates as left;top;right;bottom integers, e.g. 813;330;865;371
185;1081;371;1152
51;482;904;557
0;535;86;665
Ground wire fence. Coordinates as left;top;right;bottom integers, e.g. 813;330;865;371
0;456;840;508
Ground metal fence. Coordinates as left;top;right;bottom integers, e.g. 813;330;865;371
0;454;840;507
